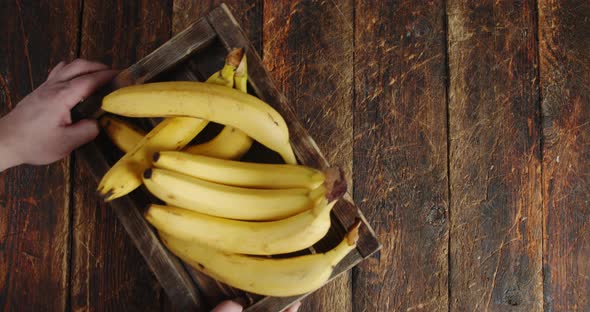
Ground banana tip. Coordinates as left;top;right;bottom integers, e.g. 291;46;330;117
152;152;160;163
325;167;347;202
99;189;115;202
144;168;153;179
346;219;362;246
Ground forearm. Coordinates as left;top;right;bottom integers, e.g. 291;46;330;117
0;118;23;171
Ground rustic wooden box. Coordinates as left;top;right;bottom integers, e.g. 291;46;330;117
73;4;380;311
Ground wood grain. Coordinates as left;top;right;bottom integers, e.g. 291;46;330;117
447;1;543;310
262;1;354;311
539;0;590;310
71;1;172;310
352;0;449;311
0;1;79;310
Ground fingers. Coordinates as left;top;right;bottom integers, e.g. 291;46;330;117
285;302;302;312
47;61;67;80
210;300;243;312
53;59;110;82
62;119;99;152
62;69;119;109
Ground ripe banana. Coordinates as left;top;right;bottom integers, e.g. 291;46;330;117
158;221;360;297
145;198;336;255
152;151;324;189
183;125;253;160
184;51;254;160
101;81;297;164
143;168;325;220
100;116;254;162
98;52;242;200
99;116;145;152
98;117;207;200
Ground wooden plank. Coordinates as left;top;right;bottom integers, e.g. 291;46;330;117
206;4;380;259
173;1;262;53
71;1;175;310
171;1;265;308
262;1;354;311
352;1;449;311
539;0;590;310
0;1;79;310
447;1;543;310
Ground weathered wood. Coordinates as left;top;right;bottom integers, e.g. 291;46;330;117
173;1;262;53
72;1;177;310
447;1;543;310
262;1;354;311
539;0;590;310
0;1;79;310
352;0;449;311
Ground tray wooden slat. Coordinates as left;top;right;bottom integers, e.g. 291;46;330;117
73;4;381;311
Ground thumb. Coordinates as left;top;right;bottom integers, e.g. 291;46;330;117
210;300;243;312
62;119;99;151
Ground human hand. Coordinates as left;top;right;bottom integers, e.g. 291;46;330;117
0;59;118;171
211;300;301;312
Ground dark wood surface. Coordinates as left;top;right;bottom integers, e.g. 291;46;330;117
539;0;590;310
447;1;544;310
353;1;449;311
0;1;588;312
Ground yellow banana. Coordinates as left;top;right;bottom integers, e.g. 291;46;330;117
183;126;253;160
97;117;207;200
185;51;253;160
99;116;145;152
143;168;325;221
102;81;297;164
98;52;241;200
145;198;335;255
100;117;254;162
152;151;324;189
158;222;360;297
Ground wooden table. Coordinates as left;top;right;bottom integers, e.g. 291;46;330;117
0;1;588;311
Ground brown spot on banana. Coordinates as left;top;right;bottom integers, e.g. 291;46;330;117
267;113;280;126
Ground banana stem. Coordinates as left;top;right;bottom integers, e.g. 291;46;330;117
324;167;347;201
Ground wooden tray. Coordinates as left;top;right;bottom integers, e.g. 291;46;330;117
73;4;381;312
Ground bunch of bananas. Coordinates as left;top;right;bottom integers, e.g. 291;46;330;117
97;49;359;297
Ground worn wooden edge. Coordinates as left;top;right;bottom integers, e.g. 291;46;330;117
246;250;364;312
76;142;204;311
206;4;381;258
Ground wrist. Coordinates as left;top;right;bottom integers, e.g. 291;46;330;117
0;117;24;171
